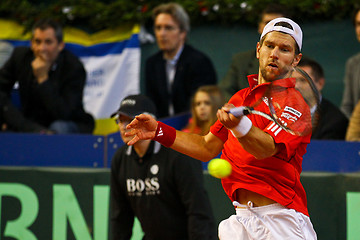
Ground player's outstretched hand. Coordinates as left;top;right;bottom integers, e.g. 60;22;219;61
217;103;240;130
125;114;158;145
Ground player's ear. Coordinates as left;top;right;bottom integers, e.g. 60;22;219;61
292;53;302;67
58;41;65;51
316;77;325;91
256;42;260;59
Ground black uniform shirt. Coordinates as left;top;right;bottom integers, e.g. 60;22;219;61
110;141;217;240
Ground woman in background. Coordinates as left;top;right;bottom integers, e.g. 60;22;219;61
182;85;225;135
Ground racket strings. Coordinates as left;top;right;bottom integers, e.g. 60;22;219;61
268;84;313;136
237;66;320;137
292;66;321;134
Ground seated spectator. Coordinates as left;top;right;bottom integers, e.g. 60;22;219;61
0;18;94;134
110;94;217;239
297;56;348;140
340;7;360;118
182;85;225;135
346;100;360;141
145;2;217;118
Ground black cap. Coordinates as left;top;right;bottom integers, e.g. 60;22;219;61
111;94;157;118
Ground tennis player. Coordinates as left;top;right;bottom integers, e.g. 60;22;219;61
126;18;317;239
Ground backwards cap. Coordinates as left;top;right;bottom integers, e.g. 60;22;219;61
260;17;303;51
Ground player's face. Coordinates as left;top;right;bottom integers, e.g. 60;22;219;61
154;13;186;59
116;115;134;144
355;11;360;42
257;31;301;83
194;91;212;122
31;28;64;63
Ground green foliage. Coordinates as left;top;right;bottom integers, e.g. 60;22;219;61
1;0;359;32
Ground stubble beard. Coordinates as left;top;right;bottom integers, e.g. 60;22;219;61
261;66;292;82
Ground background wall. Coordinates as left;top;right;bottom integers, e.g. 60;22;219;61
141;18;360;107
2;114;360;239
1;168;360;240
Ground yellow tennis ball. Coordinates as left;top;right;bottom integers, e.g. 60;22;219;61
208;158;232;179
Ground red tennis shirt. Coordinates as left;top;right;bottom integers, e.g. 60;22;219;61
210;74;311;216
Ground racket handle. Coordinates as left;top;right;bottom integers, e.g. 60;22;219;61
229;106;246;118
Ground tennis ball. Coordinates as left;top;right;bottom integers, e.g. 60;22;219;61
208;158;232;179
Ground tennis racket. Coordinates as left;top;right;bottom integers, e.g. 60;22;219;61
230;66;320;136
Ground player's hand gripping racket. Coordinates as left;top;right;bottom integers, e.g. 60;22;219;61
230;66;320;136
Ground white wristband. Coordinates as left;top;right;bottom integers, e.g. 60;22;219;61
230;116;252;138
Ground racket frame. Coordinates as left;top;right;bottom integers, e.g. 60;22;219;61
230;66;320;136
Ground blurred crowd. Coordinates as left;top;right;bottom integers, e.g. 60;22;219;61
1;3;358;141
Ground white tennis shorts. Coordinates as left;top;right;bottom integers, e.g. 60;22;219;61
218;201;317;240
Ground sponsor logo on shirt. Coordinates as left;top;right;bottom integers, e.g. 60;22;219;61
280;106;301;124
267;122;282;136
267;106;302;136
262;97;269;106
150;164;159;174
284;106;302;118
126;164;161;196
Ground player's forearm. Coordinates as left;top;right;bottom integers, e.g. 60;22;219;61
127;117;223;160
171;131;221;162
237;126;278;159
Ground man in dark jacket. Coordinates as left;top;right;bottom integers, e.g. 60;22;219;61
0;18;94;134
145;2;217;118
110;94;217;240
297;56;349;139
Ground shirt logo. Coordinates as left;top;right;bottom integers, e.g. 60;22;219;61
150;164;159;175
262;97;269;106
126;165;161;197
279;106;302;124
284;106;302;118
126;178;160;197
267;122;282;136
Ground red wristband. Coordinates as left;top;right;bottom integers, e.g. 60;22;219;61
153;121;176;147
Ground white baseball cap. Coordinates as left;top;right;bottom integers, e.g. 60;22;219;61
260;17;303;51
